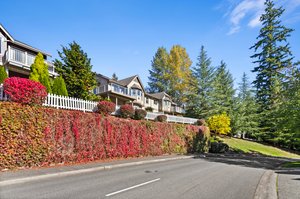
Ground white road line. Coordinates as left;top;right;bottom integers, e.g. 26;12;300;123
105;178;161;197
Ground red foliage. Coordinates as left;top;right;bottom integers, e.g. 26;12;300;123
3;77;47;105
119;104;135;118
0;102;203;170
97;100;116;115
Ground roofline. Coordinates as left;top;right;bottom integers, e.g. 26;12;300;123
0;24;51;57
96;73;111;80
132;75;146;93
0;24;14;41
8;40;52;57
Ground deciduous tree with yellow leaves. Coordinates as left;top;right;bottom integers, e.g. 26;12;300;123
207;113;231;135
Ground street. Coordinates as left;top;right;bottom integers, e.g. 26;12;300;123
0;158;266;199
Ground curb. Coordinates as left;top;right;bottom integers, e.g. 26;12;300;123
0;155;194;187
254;170;278;199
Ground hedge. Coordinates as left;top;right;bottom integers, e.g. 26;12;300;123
4;77;47;105
0;102;205;170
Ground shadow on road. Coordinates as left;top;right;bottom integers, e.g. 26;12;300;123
194;153;297;170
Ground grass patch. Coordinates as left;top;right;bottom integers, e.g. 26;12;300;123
220;137;300;159
282;161;300;168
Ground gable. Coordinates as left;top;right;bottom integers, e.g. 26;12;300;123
0;24;14;41
127;76;145;93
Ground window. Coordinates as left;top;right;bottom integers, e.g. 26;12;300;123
164;100;170;106
131;89;136;96
131;89;142;96
154;100;158;105
146;97;149;104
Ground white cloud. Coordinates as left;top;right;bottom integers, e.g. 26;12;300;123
227;0;300;35
248;13;262;27
228;0;264;35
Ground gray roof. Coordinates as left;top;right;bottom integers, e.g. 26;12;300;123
146;92;167;99
116;75;137;86
96;73;110;82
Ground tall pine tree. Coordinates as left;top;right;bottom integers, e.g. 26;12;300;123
210;61;235;116
250;0;295;141
54;41;97;100
186;46;215;119
231;73;259;138
147;47;170;93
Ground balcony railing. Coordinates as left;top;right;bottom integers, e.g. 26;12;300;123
5;46;57;76
93;84;131;97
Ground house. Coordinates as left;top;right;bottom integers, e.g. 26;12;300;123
0;24;57;78
93;73;185;115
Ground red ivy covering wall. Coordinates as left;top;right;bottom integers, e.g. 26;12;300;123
0;102;202;170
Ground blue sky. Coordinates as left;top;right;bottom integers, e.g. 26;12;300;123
2;0;300;88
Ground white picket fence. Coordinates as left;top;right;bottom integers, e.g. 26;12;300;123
43;93;98;112
0;84;197;123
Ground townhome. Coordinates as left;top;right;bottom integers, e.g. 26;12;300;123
93;73;185;115
0;24;57;78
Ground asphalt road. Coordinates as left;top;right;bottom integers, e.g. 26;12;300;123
0;158;265;199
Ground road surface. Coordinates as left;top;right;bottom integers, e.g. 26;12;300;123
0;158;265;199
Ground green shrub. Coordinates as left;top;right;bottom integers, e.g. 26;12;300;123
145;107;153;112
134;109;147;120
193;126;211;153
29;52;52;93
156;115;167;122
207;113;231;135
52;76;68;96
119;104;135;118
209;141;229;153
0;66;8;84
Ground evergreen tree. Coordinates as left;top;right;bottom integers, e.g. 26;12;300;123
186;46;215;119
210;61;235;116
29;52;52;93
54;41;97;100
250;0;295;141
167;45;192;105
112;73;118;81
275;67;300;150
147;47;170;93
0;66;8;84
52;76;68;96
231;73;259;138
250;0;294;110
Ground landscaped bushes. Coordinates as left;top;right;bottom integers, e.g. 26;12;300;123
119;104;135;118
156;115;167;122
134;109;147;120
97;100;116;115
0;102;204;169
3;77;47;105
193;125;211;153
